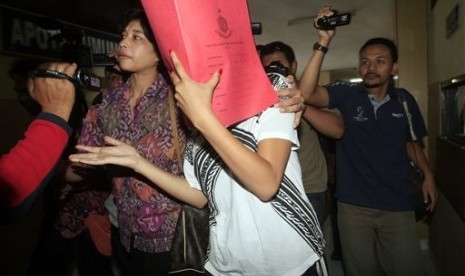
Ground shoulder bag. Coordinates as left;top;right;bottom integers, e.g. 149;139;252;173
397;89;429;221
167;89;210;275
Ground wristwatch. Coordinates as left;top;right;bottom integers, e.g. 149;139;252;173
313;42;328;54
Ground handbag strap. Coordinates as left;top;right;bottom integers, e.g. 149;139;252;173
397;89;417;141
397;89;419;163
168;89;190;267
168;88;183;169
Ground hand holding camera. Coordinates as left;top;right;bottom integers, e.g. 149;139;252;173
27;62;77;121
314;9;351;30
30;67;102;91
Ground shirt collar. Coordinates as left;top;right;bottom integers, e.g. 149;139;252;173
358;83;399;100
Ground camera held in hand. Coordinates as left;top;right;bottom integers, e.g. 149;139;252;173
314;12;351;30
73;69;102;91
264;61;290;91
264;61;291;100
30;68;102;91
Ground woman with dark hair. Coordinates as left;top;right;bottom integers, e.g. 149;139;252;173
66;8;186;276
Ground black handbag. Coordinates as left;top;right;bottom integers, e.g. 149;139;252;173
398;89;429;221
169;205;209;274
168;89;210;275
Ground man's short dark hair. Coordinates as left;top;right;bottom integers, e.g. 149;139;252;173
259;41;296;63
359;37;398;63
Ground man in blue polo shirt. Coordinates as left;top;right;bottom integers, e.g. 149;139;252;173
296;7;438;276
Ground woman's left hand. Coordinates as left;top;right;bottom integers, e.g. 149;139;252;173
168;51;221;128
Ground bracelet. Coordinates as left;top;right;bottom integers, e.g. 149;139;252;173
313;42;328;54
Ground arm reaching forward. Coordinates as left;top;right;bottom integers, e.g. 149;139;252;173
70;136;207;209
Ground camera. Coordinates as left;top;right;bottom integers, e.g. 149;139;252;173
251;22;262;35
314;12;351;30
264;61;291;100
30;68;102;91
74;69;102;91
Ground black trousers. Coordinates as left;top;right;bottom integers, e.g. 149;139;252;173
111;225;171;276
27;227;113;276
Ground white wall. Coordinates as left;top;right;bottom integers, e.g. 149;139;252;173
396;0;429;119
427;0;465;84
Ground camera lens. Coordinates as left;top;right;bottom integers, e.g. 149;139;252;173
264;61;290;96
74;69;102;91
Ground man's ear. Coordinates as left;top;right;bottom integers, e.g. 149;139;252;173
391;62;399;76
291;61;298;75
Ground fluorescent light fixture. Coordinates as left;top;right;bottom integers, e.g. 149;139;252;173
349;78;362;83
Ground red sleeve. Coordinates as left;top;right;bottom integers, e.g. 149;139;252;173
0;113;71;209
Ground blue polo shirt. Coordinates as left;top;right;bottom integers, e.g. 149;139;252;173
326;82;427;211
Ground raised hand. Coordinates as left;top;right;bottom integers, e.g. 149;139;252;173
168;51;221;128
315;6;337;41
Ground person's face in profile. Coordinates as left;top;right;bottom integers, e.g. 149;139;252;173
109;73;124;88
117;20;159;73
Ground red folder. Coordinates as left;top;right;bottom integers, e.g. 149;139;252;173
141;0;278;127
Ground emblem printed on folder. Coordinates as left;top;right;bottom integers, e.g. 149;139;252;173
216;10;232;38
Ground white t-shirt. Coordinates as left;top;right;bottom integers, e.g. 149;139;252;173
184;107;324;276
